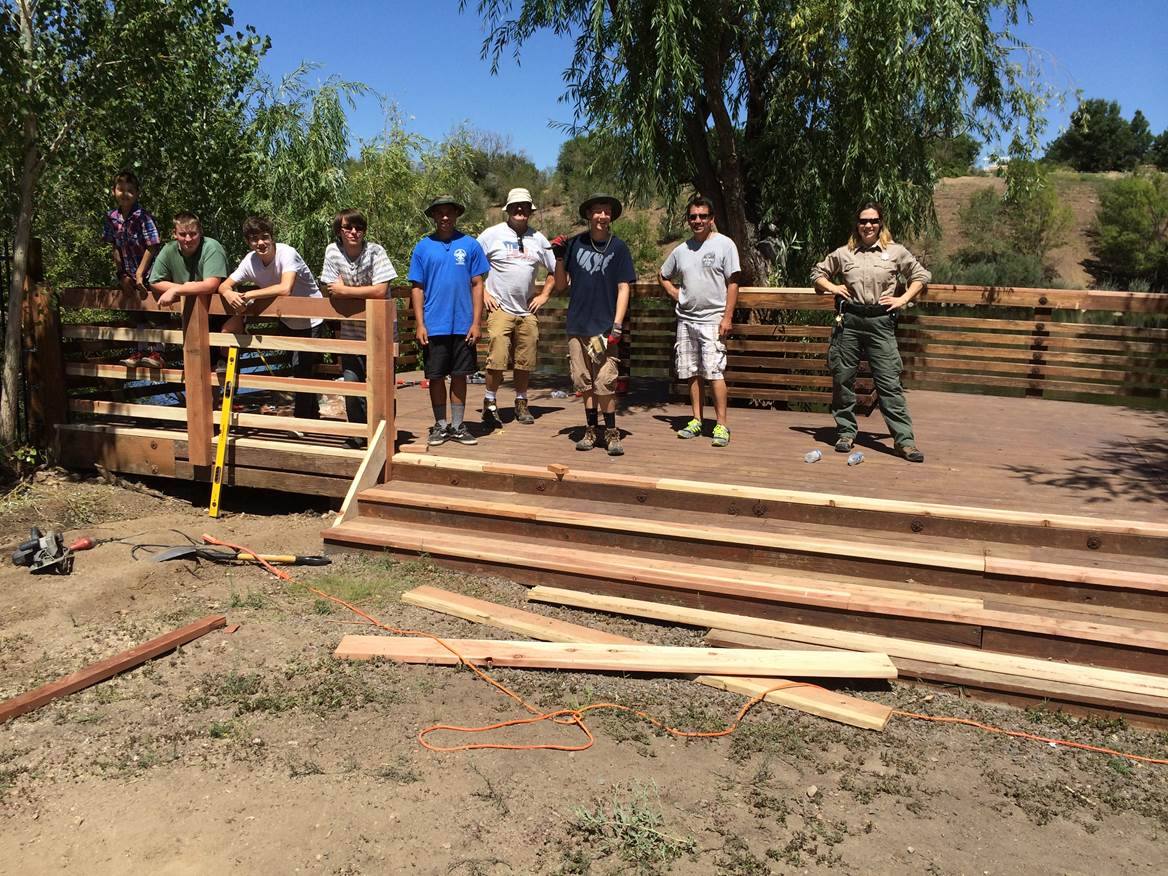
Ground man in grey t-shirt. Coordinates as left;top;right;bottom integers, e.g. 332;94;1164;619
659;194;741;447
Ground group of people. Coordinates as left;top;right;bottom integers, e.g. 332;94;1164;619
103;168;928;461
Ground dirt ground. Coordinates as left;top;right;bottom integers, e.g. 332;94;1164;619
1;473;1166;875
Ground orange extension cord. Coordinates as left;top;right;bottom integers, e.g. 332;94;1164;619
203;534;1168;765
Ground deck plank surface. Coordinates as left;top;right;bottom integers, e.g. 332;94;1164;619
391;381;1168;523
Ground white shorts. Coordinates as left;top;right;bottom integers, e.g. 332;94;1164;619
674;321;726;380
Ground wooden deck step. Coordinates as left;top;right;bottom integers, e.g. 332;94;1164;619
355;482;1168;603
390;453;1168;558
323;517;1168;668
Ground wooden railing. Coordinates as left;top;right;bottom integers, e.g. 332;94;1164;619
24;280;1168;495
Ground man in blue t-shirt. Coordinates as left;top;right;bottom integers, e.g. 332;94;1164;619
551;193;636;456
409;195;488;447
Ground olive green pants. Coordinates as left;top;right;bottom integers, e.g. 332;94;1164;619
827;311;915;448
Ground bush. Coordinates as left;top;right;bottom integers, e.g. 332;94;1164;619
612;212;661;279
1086;172;1168;291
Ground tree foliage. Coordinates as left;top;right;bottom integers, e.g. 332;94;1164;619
0;0;267;445
1086;172;1168;292
464;0;1042;281
1045;99;1153;172
930;133;982;178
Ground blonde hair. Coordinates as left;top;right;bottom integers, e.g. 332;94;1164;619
847;201;893;251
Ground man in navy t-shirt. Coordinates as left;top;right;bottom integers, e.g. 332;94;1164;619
551;193;636;456
409;195;488;446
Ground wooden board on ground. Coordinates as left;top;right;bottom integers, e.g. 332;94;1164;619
399;585;892;731
334;635;898;678
0;615;227;724
526;587;1168;701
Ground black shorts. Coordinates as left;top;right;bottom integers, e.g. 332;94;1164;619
423;334;478;379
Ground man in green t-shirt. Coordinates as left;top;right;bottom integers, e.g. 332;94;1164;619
149;211;229;306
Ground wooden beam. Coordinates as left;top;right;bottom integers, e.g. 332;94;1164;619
334;420;388;526
398;585;891;730
69;399;366;437
181;294;214;466
366;298;395;473
334;636;898;678
527;587;1168;701
0;615;226;723
208;332;366;356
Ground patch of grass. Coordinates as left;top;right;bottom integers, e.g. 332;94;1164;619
0;765;28;796
375;755;420;784
765;813;848;868
312;598;334;615
728;720;810;763
715;835;771;875
571;782;696;874
552;850;592;875
208;719;239;739
600;711;654;748
228;590;270;610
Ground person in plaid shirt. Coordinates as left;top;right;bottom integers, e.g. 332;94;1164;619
319;208;397;442
102;169;163;368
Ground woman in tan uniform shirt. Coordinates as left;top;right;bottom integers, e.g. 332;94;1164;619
811;202;929;462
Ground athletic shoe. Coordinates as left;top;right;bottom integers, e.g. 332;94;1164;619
120;351;144;367
482;400;503;429
575;426;597;451
711;424;730;447
514;398;534;424
605;428;624;456
447;424;478;445
834;436;855;453
428;423;448;446
141;351;166;369
676;418;702;439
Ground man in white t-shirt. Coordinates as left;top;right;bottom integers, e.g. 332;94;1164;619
219;216;325;424
659;194;741;447
476;187;556;427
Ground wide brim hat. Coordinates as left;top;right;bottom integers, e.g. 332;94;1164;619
578;192;623;221
424;195;466;218
503;187;537;212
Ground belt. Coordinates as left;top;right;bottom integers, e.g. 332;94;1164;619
841;301;891;317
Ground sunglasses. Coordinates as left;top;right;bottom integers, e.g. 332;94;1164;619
687;213;712;221
341;224;366;232
857;218;882;226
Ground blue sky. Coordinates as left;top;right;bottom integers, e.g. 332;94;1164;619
232;0;1168;169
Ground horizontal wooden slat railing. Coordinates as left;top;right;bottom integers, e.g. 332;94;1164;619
42;286;397;494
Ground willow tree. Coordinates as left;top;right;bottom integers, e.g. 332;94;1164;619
0;0;266;447
465;0;1043;281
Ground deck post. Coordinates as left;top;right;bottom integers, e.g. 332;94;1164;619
182;293;214;468
20;239;66;449
366;296;395;482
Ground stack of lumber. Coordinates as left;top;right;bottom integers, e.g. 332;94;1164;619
324;456;1168;723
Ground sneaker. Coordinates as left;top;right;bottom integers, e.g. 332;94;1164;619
482;400;503;429
711;424;730;447
834;436;855;453
141;351;167;369
897;445;925;463
605;428;624;456
575;426;597;451
428;423;448;446
120;351;144;367
514;398;534;425
286;430;307;440
447;424;478;445
676;418;702;439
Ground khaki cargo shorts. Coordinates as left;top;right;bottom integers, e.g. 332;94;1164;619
486;310;539;371
568;335;619;396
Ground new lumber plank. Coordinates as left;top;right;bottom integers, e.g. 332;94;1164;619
0;615;227;723
525;587;1168;701
69;399;366;438
207;331;366;356
398;585;891;730
334;636;899;678
334;420;388;527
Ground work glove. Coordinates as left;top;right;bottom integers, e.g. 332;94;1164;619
606;322;623;349
550;234;569;260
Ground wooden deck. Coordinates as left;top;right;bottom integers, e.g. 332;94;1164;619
392;379;1168;524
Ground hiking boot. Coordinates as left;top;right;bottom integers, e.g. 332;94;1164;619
141;351;167;369
120;351;144;367
834;435;855;453
427;423;448;446
514;398;534;424
897;444;925;463
676;418;702;439
605;428;624;456
448;424;478;445
711;424;730;448
575;426;598;451
482;400;503;429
